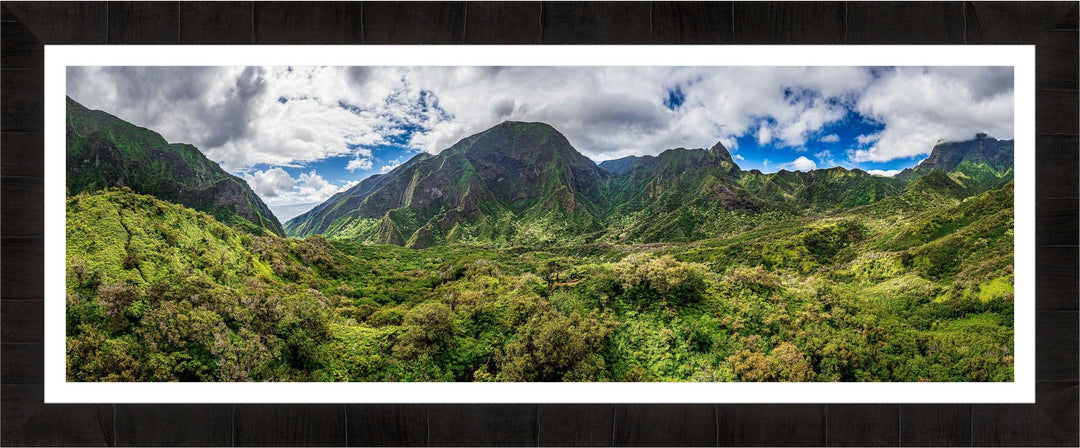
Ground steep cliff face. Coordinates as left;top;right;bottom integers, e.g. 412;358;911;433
597;155;640;175
66;97;285;236
895;134;1015;195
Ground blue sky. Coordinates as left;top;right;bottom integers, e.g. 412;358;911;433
253;144;416;192
262;110;909;193
729;111;909;173
67;66;1014;221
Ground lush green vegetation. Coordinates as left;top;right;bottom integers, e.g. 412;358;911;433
65;109;1014;382
67;182;1013;382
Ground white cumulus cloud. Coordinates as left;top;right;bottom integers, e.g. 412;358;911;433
778;156;818;172
856;133;882;145
67;65;1013;191
851;67;1013;162
243;169;356;207
756;124;773;145
346;157;373;172
867;169;902;177
242;167;294;198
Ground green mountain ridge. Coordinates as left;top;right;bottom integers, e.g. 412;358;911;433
66;97;285;236
63;97;1013;249
287;121;1013;248
597;155;640;175
286;122;612;248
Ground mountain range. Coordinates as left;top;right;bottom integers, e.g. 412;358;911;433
285;122;1014;248
64;98;1017;383
64;97;1014;249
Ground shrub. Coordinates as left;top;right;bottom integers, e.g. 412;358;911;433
498;308;617;381
613;254;708;305
96;282;137;321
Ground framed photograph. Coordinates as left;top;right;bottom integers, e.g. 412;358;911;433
3;2;1076;446
46;45;1034;405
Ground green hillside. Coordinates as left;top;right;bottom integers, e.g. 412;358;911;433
67;183;1013;382
67;113;1015;383
66;97;285;236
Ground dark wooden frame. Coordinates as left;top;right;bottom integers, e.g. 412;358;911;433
2;1;1076;446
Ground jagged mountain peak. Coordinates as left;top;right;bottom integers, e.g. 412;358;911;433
708;141;735;164
598;141;733;175
917;133;1013;173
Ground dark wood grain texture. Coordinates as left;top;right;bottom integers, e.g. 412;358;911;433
0;14;42;68
652;1;734;44
2;1;108;44
0;300;43;343
233;404;346;446
717;404;826;446
1037;89;1080;136
464;1;542;44
0;176;42;237
1036;135;1079;199
107;1;180;44
0;237;43;299
344;404;427;447
0;386;114;447
0;343;43;385
899;404;972;447
1036;197;1079;246
114;405;233;446
825;404;901;446
540;1;651;44
180;1;254;44
613;404;717;446
1036;246;1080;314
1036;311;1080;381
253;1;362;44
363;1;466;44
1036;30;1079;90
537;404;614;446
1053;2;1079;30
732;1;845;44
1;68;43;132
428;404;538;446
972;381;1080;446
0;132;43;177
846;1;965;44
966;1;1078;43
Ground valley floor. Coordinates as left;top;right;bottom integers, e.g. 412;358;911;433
65;185;1015;382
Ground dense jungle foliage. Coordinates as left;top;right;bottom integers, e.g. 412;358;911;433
65;101;1014;382
67;182;1013;382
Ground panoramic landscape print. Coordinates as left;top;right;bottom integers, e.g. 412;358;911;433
65;66;1015;382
